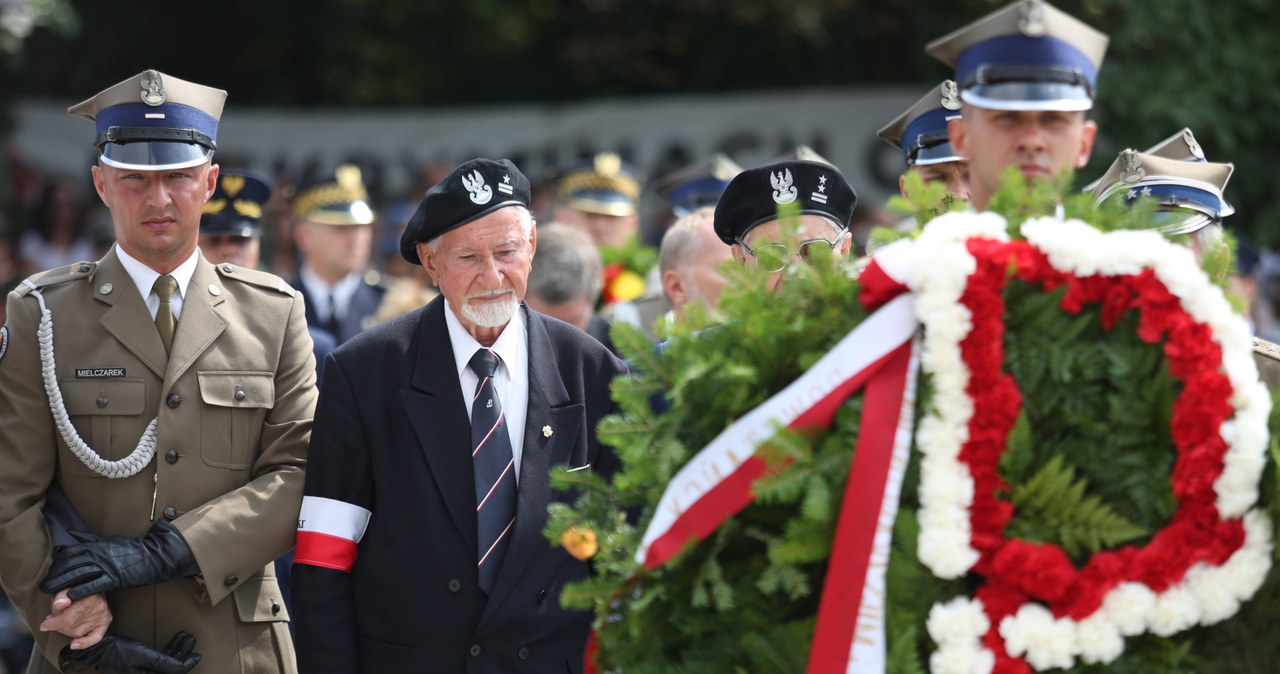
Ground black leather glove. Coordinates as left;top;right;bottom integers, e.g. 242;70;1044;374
67;631;201;673
41;520;199;601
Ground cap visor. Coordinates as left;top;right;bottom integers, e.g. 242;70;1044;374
1155;210;1214;236
961;82;1093;111
100;142;213;171
567;196;636;217
913;142;964;166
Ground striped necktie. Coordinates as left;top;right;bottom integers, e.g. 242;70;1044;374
468;348;517;594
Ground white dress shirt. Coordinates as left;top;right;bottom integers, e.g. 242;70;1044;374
116;245;200;321
444;300;529;485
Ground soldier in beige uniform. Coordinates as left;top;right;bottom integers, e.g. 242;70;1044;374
0;70;315;672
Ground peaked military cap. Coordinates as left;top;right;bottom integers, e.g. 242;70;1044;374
69;69;226;171
926;0;1109;111
201;170;272;238
1088;149;1233;235
713;160;857;245
653;153;744;217
877;81;965;166
555;153;642;217
293;164;375;226
400;158;531;265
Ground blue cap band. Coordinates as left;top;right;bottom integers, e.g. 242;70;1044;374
1125;183;1225;216
957;34;1097;91
902;108;960;164
95;102;219;143
668;176;732;214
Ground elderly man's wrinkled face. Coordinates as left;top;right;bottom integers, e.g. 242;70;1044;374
949;107;1096;210
418;206;536;345
730;214;851;293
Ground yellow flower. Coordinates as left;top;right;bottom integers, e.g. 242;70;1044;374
561;527;599;561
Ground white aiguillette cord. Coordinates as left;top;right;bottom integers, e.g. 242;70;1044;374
24;282;157;479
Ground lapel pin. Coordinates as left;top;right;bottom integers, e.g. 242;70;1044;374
542;425;553;438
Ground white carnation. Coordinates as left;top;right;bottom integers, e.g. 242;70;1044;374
1100;583;1155;636
1149;586;1200;637
1075;613;1124;664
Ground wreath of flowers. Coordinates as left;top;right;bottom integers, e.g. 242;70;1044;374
905;212;1273;672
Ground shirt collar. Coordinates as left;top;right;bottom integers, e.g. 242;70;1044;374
443;299;528;380
116;244;200;300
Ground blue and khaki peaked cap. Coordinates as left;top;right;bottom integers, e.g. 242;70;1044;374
926;0;1108;111
877;81;965;166
69;69;226;171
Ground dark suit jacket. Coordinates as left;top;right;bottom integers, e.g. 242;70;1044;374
292;297;627;673
293;274;386;344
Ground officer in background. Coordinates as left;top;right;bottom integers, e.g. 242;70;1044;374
553;152;644;249
0;70;314;673
927;0;1107;211
1087;142;1280;389
291;165;386;344
876;80;970;202
203;170;337;381
714;159;857;294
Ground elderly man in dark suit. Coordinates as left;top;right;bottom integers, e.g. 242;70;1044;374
291;158;627;673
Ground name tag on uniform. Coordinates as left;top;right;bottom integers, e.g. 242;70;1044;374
75;367;127;378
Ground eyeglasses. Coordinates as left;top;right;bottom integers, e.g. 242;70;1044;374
739;231;848;273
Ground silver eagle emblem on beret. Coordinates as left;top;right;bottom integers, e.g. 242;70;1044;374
140;70;166;107
770;169;798;205
462;170;494;205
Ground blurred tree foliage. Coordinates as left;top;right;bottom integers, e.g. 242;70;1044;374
2;0;1277;243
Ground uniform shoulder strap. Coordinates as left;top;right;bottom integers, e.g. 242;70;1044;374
16;261;97;297
214;263;297;296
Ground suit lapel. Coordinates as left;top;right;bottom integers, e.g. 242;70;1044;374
399;298;476;552
95;250;166;378
481;309;583;621
164;257;228;385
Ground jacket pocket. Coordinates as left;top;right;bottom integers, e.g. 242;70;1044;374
198;371;274;469
59;378;147;463
233;574;291;623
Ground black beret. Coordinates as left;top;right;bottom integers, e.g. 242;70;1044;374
400;158;531;265
713;160;857;245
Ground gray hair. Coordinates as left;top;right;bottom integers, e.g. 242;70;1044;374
659;206;716;276
527;222;603;305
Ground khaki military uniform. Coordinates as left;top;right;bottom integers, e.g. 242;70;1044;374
0;247;316;673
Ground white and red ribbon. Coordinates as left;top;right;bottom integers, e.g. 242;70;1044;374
637;292;919;670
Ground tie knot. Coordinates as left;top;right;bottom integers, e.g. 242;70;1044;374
468;349;499;379
153;275;178;301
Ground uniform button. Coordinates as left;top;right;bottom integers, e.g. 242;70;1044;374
468;644;482;658
234;388;246;402
96;396;108;408
536;589;547;604
517;647;531;661
163;506;178;521
447;578;461;593
224;575;238;587
166;394;182;409
271;600;281;615
79;264;91;273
